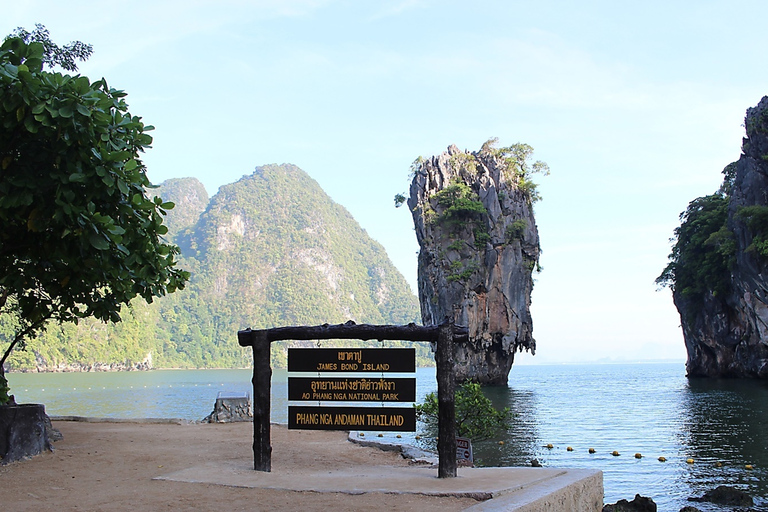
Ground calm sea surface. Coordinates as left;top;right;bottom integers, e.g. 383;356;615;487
7;363;767;510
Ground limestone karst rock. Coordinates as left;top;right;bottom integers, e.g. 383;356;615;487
407;142;543;384
668;97;768;377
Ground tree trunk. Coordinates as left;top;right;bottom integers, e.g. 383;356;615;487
0;403;52;464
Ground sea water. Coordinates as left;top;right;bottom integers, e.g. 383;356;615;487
7;363;767;510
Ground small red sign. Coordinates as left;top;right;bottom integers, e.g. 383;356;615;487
456;436;473;463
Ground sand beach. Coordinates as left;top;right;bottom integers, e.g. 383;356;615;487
0;420;477;511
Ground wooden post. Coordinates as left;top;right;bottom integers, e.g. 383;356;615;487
436;320;457;478
251;330;272;471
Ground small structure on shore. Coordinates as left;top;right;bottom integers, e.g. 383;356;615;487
202;391;252;423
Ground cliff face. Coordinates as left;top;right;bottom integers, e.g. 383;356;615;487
675;98;768;377
408;144;540;384
154;177;209;235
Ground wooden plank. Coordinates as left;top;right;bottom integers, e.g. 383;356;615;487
436;321;457;478
251;331;272;472
237;321;468;345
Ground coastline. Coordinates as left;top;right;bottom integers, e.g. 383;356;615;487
6;364;252;373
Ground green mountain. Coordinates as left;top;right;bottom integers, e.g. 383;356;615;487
4;164;422;370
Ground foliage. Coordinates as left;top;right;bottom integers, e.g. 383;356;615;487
3;166;425;371
0;37;188;369
656;193;735;300
473;228;491;247
446;262;479;283
5;24;92;72
0;373;9;404
433;180;486;226
479;138;549;204
447;240;464;251
736;205;768;258
505;219;528;241
415;381;513;441
448;152;477;173
408;155;424;179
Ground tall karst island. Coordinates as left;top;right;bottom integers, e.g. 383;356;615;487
659;97;768;378
400;140;547;385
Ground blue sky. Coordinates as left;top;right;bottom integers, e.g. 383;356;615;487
4;1;766;363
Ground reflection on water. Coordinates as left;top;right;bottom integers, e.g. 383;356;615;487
677;378;768;509
7;363;768;509
473;385;539;467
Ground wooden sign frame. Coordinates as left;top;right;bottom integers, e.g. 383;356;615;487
238;320;466;478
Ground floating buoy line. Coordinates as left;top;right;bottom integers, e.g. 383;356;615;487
23;382;233;393
522;443;756;469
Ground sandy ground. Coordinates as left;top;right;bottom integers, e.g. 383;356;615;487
0;420;478;511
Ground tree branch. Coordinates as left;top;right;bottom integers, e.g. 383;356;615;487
0;315;51;374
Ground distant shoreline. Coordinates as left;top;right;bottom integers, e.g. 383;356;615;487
7;359;685;374
7;365;252;374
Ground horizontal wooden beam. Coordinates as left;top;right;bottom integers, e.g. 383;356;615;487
237;321;468;346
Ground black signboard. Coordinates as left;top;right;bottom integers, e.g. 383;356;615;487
287;348;415;373
288;377;416;402
288;405;416;432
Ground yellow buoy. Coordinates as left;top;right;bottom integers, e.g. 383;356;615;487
686;458;694;464
499;441;505;445
589;448;596;454
415;435;421;440
612;451;620;456
359;432;365;437
746;464;754;470
566;446;573;452
377;433;384;437
634;453;642;459
546;443;554;449
396;435;402;439
715;461;722;467
658;457;666;462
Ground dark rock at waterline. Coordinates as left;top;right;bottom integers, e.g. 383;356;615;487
202;394;252;423
688;485;754;507
672;96;768;378
602;494;656;512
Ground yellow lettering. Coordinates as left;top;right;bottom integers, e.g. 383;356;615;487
296;413;319;424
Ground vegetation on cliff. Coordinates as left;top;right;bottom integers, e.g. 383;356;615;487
3;165;424;371
402;140;547;384
656;190;735;306
658;97;768;377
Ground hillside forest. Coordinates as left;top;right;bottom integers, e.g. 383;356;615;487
3;164;429;370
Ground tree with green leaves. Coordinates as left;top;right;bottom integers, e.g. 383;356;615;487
5;23;92;72
656;192;735;304
416;381;512;441
0;36;189;402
